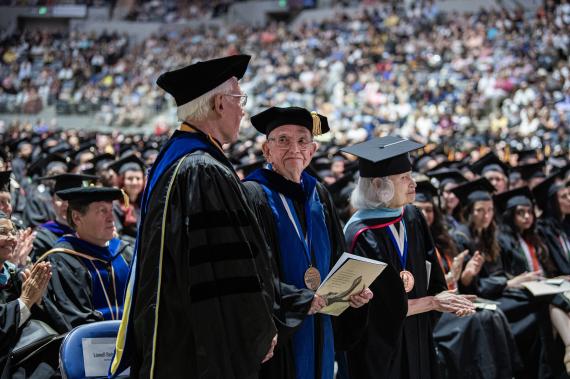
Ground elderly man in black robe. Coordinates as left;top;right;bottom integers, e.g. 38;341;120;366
110;55;277;379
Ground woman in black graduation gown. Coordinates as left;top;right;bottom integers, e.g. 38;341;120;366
341;137;475;379
243;107;372;379
0;211;54;378
534;172;570;276
426;168;467;233
452;179;551;379
413;179;520;379
110;154;145;246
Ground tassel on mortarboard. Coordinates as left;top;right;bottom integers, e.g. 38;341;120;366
311;111;322;136
121;189;130;209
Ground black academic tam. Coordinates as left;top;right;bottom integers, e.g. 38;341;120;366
56;187;123;204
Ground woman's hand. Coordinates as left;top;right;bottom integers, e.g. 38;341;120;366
460;251;484;287
10;228;35;267
447;250;468;284
507;270;543;289
433;290;476;317
349;288;373;308
19;262;51;309
308;294;327;315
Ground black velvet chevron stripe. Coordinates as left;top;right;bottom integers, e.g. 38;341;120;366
190;277;262;303
187;209;250;231
189;242;258;266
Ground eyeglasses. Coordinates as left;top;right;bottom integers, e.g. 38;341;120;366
223;93;248;107
268;136;314;151
0;227;16;240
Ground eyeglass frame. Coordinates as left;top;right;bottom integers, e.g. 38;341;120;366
0;224;17;240
222;93;248;107
267;135;315;151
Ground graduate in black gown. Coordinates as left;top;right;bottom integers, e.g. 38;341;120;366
110;55;277;379
413;181;520;379
109;154;145;246
30;174;98;261
426;168;467;232
21;155;68;229
37;187;131;333
534;172;570;276
0;211;54;378
452;179;552;379
341;137;475;379
243;106;372;379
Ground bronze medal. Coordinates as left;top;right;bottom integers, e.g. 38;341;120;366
400;270;415;293
304;267;321;291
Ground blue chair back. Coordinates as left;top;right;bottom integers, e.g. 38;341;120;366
59;321;126;379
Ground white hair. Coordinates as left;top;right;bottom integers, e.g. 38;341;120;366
177;77;235;122
350;176;395;210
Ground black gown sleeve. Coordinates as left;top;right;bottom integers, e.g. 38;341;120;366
42;253;103;333
30;227;59;262
0;301;20;357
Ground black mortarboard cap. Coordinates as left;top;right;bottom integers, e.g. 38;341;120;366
27;154;70;177
470;152;510;176
37;173;99;193
251;106;330;136
451;178;496;207
430;160;466;172
109;154;146;175
0;171;11;192
71;143;97;161
426;168;467;188
156;54;251;107
516;161;546;181
532;173;565;211
415;180;438;203
341;136;425;178
494;186;534;214
90;153;116;170
516;148;538;163
47;143;72;156
56;187;123;205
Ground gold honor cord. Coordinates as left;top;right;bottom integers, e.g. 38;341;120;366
149;154;190;378
38;248;119;320
310;111;322;136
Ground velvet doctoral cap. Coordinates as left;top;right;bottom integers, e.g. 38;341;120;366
37;173;99;194
56;187;124;205
251;106;330;136
156;54;251;107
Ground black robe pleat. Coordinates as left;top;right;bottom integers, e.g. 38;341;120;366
129;151;276;379
342;205;447;379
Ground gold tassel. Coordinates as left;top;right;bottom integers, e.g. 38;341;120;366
311;112;322;136
121;189;130;208
544;144;551;158
504;145;510;163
